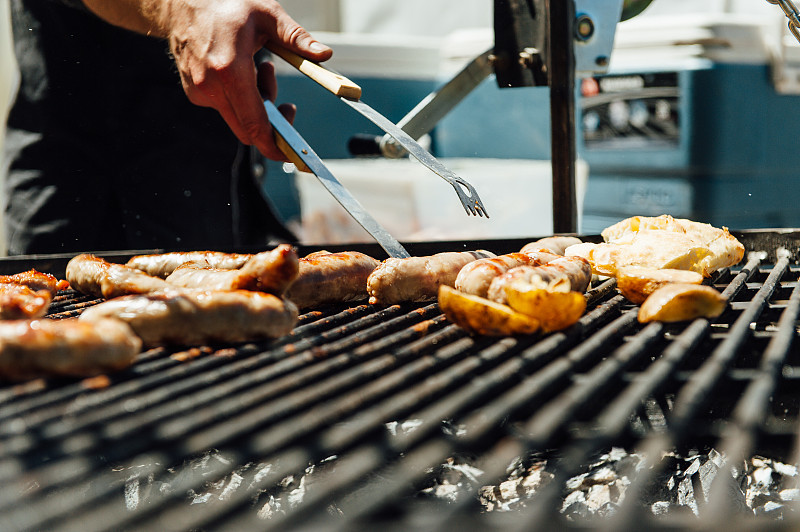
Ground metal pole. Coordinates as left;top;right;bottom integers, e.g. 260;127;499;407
547;0;578;234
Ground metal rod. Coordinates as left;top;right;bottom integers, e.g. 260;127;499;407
547;0;578;233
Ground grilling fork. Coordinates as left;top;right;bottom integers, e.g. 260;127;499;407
267;44;490;218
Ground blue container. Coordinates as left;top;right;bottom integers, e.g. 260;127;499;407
579;62;800;233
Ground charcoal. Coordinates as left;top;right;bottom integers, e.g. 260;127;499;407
676;476;699;515
110;443;800;526
651;501;671;516
562;490;591;521
597;501;618;518
563;501;591;520
780;488;800;501
756;500;785;518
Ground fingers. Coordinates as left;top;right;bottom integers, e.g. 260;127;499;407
254;59;297;125
278;102;297;125
256;59;278;102
223;61;286;161
167;0;325;162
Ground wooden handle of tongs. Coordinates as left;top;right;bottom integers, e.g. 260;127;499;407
266;43;362;100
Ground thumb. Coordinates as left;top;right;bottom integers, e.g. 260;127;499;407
269;11;332;61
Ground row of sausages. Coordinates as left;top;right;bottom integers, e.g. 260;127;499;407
367;236;592;305
0;237;591;381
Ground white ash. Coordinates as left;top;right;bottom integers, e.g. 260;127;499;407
385;418;424;436
108;435;800;525
416;446;800;523
113;449;336;519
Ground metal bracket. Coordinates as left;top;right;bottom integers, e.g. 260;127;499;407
493;0;549;88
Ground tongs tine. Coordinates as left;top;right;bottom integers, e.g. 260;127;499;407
450;176;488;217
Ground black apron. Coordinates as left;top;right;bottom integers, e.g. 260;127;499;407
3;0;296;255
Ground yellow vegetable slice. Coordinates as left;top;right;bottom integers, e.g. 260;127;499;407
616;266;704;305
504;279;586;333
637;283;727;323
438;285;540;336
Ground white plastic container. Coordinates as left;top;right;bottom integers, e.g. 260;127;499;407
295;158;588;244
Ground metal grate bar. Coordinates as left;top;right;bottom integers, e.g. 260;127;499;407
458;296;630;445
704;264;800;518
606;253;780;529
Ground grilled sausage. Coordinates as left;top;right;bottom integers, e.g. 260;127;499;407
521;236;583;256
367;250;495;305
0;318;141;380
126;251;253;278
0;269;70;295
454;252;553;299
287;251;381;309
80;289;298;347
487;256;593;305
164;244;299;296
66;254;172;299
0;283;52;319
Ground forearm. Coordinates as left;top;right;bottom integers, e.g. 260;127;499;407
80;0;168;37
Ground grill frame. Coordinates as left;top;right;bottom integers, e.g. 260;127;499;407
1;231;800;531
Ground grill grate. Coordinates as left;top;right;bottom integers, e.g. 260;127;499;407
2;238;800;531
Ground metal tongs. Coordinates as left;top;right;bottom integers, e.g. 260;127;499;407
267;44;489;218
265;100;411;259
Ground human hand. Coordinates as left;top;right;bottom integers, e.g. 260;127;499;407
164;0;333;160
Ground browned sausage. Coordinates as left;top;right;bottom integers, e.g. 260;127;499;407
520;236;583;256
0;318;141;380
126;251;252;278
0;269;70;295
487;255;593;305
80;289;298;347
286;251;381;309
164;244;299;296
454;252;555;299
367;250;495;305
66;254;172;299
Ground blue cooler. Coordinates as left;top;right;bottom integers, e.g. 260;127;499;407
577;15;800;232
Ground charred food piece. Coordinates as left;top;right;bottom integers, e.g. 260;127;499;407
487;256;592;305
616;266;704;305
0;283;53;319
0;269;70;295
455;252;554;299
0;318;141;380
638;283;727;323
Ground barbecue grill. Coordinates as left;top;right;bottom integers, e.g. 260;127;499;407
4;2;797;531
1;230;799;532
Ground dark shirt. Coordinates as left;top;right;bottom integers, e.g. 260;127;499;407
3;0;294;255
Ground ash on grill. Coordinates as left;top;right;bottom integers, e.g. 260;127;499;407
111;424;800;524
